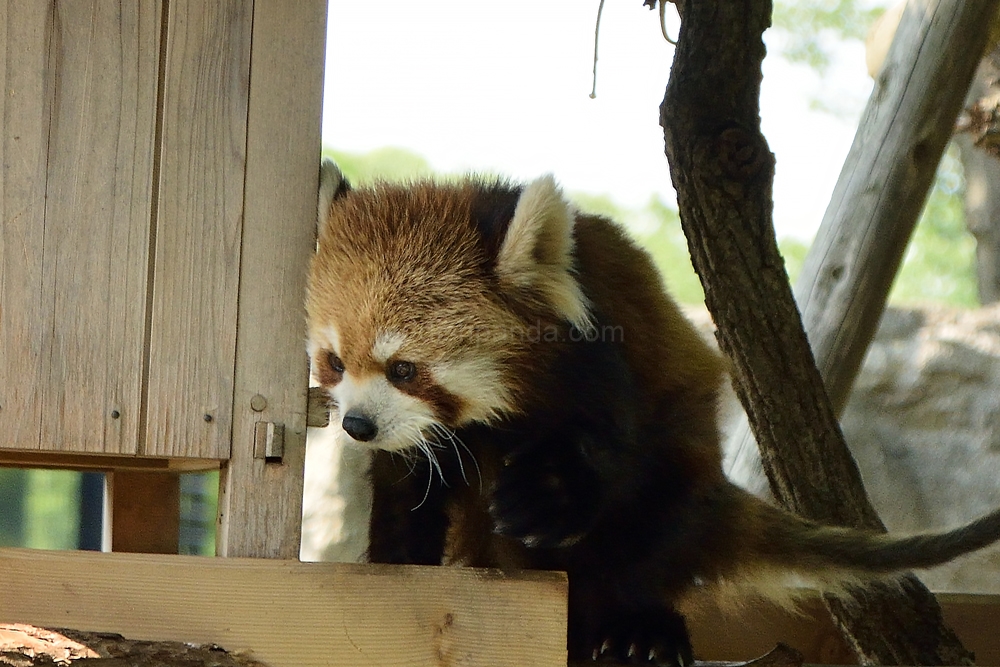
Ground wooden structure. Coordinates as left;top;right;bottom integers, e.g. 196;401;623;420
0;1;323;557
1;546;999;665
0;3;569;666
3;2;1000;666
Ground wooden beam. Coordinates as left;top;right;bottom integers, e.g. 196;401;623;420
0;451;219;472
3;548;999;665
306;387;331;428
725;0;1000;486
660;0;998;661
109;471;180;554
0;548;569;667
684;592;1000;665
143;0;253;459
217;0;327;558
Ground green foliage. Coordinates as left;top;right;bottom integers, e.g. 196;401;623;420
778;237;810;286
324;147;434;184
0;469;26;546
571;192;809;305
772;0;886;72
179;472;219;556
23;470;80;550
890;150;978;307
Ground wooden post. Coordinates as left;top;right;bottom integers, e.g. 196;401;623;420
216;0;327;558
109;471;180;554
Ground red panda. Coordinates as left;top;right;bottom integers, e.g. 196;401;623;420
306;158;1000;666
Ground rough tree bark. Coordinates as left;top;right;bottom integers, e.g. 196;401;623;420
660;0;995;664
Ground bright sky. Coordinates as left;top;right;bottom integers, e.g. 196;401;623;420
322;1;880;241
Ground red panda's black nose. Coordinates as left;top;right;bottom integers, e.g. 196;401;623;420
342;411;378;442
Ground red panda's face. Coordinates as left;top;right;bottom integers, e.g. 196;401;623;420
306;172;592;452
307;318;516;452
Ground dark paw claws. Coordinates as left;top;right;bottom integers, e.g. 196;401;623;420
575;608;693;666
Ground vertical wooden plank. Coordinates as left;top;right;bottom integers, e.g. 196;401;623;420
0;2;159;454
109;470;180;554
38;3;160;454
144;0;253;459
0;0;52;451
217;0;327;557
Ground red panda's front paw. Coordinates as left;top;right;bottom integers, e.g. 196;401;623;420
487;440;601;549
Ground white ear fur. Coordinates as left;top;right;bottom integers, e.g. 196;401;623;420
496;175;593;332
318;158;347;230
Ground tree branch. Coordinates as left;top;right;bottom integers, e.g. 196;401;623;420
660;0;995;663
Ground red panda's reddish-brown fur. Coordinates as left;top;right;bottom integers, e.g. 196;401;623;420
307;160;1000;666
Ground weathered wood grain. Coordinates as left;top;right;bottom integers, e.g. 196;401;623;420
0;2;161;455
4;547;1000;666
39;3;161;455
216;0;326;558
306;386;331;428
0;0;50;452
143;0;253;459
0;548;569;667
0;451;217;472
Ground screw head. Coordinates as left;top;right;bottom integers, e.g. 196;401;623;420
250;394;267;412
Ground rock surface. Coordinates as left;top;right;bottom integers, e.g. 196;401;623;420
840;304;1000;592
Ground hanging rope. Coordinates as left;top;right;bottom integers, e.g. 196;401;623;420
659;0;678;45
590;0;606;99
591;0;678;99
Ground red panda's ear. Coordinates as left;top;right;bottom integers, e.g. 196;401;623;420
318;158;351;233
496;175;593;332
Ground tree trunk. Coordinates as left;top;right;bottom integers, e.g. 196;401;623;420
725;0;1000;499
660;0;996;663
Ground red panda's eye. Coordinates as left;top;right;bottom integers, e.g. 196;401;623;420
328;352;345;374
387;360;416;383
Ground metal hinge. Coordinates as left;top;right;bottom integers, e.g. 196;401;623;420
253;421;285;462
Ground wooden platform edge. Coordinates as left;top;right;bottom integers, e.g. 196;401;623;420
0;450;220;472
3;547;999;666
0;548;568;667
683;590;1000;665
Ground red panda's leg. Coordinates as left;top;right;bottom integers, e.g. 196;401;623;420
366;449;450;565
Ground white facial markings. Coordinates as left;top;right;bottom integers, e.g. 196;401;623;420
331;371;437;452
430;357;512;424
371;330;406;364
308;323;342;359
324;324;342;355
308;323;344;385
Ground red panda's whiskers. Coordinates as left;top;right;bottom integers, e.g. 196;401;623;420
431;423;482;492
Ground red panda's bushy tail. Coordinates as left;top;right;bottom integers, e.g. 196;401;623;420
723;484;1000;598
